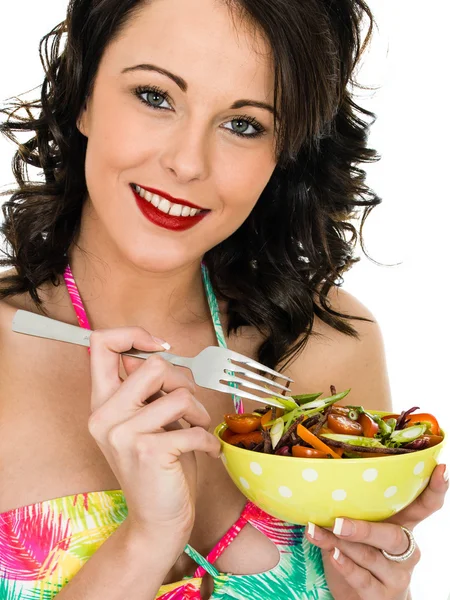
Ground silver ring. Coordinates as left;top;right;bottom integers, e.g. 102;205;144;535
381;526;416;563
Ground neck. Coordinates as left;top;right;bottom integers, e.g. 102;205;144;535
66;242;211;342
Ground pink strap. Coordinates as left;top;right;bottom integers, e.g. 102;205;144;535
63;265;92;354
193;503;253;578
63;265;92;329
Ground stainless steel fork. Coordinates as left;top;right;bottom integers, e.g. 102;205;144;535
12;309;294;409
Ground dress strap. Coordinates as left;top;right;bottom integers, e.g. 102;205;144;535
184;545;220;578
193;506;252;578
201;262;244;415
63;265;91;329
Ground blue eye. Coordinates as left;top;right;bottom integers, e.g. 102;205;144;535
133;86;266;139
223;117;265;138
134;85;172;110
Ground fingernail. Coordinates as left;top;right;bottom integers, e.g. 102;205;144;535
307;522;323;540
333;547;344;564
333;517;355;536
443;466;449;483
153;337;171;350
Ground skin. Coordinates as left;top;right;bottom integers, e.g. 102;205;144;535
75;0;277;336
0;0;447;598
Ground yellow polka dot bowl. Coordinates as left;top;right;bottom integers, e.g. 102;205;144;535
214;411;446;527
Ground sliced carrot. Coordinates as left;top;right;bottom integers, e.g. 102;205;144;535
296;423;342;459
261;408;285;430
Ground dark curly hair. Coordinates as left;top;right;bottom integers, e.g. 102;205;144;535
0;0;381;374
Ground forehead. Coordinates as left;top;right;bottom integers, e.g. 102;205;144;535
101;0;274;101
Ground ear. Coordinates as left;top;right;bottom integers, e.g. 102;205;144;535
76;102;89;137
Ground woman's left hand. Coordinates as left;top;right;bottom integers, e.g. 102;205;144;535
306;463;449;600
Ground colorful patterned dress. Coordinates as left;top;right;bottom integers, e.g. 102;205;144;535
0;263;333;599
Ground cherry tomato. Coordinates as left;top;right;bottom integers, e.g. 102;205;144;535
260;407;285;430
292;446;330;458
358;413;379;438
226;431;263;449
327;413;363;436
224;413;261;434
405;413;440;436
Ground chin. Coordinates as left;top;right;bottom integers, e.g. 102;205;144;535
118;242;203;274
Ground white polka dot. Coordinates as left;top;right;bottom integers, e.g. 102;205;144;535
384;486;398;498
278;486;293;498
250;462;263;476
332;489;347;501
302;468;319;482
362;468;378;482
414;461;425;475
220;452;227;465
239;477;250;489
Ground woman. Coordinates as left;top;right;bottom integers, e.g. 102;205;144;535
0;0;447;598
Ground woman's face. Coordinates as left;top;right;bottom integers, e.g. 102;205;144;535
78;0;277;272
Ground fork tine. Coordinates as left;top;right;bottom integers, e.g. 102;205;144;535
225;366;291;392
216;383;285;409
224;349;294;382
221;374;293;403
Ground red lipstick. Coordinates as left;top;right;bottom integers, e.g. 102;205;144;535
137;184;206;210
131;185;209;232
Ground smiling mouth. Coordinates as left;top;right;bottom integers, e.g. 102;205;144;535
131;183;209;217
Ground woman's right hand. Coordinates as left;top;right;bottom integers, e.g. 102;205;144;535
86;326;221;547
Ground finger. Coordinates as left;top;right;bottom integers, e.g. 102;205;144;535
120;426;220;462
159;426;221;459
121;388;212;434
93;356;196;428
307;523;414;592
330;547;386;600
389;463;449;530
89;327;171;410
332;518;411;555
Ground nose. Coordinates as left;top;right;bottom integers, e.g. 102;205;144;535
160;119;211;184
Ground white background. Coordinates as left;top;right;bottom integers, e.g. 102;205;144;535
1;1;449;598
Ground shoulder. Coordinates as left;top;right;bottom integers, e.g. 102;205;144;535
282;287;392;412
0;268;61;370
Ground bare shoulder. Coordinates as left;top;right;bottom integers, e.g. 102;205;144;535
283;287;392;412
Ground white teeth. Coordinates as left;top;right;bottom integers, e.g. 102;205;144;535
150;195;161;208
158;198;171;214
135;186;203;217
168;204;183;216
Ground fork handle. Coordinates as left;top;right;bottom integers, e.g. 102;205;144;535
12;309;193;371
120;349;193;370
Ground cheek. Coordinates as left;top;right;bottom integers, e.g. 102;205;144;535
84;85;160;179
216;149;275;215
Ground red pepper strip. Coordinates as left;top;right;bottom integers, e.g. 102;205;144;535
404;413;440;436
296;423;342;459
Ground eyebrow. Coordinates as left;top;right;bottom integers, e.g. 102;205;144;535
121;63;275;115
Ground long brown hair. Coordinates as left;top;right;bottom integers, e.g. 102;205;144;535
0;0;380;372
